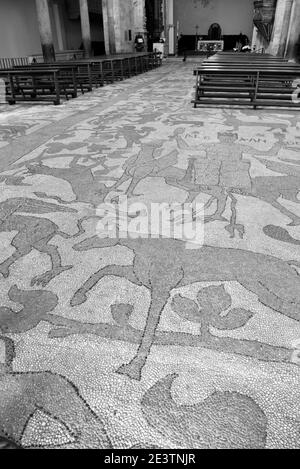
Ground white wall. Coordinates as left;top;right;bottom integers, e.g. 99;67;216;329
0;0;105;58
0;0;42;57
174;0;254;39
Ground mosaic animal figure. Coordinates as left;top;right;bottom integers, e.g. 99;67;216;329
0;125;28;140
110;141;178;198
0;174;29;187
0;371;112;448
113;125;154;148
0;197;76;286
26;155;116;207
71;235;300;380
263;225;300;245
0;336;111;449
141;373;267;449
250;157;300;226
0;436;20;449
166;130;299;236
0;286;58;333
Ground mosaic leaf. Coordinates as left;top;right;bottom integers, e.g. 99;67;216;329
197;285;232;319
212;308;255;330
171;294;201;322
111;304;134;326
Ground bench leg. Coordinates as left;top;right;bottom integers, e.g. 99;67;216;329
54;73;60;105
88;67;93;90
72;71;78;98
8;74;16;104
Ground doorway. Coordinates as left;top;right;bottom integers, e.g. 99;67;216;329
145;0;164;51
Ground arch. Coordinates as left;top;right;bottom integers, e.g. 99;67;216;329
208;23;222;40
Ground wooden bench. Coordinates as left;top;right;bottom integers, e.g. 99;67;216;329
193;52;300;109
16;62;101;92
193;67;300;108
44;53;161;86
12;64;82;96
0;69;64;105
75;53;162;83
0;53;163;105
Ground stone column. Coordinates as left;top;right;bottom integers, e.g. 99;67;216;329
153;0;160;38
252;25;268;53
252;26;258;50
286;0;300;60
35;0;56;62
112;0;122;53
153;0;163;39
101;0;111;55
52;2;64;51
268;0;294;57
133;0;147;44
168;0;175;55
79;0;92;57
162;0;169;56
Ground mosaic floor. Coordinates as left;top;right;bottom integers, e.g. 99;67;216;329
0;61;300;449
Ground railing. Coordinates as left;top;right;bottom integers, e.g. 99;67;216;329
0;57;29;69
28;50;85;63
0;50;85;69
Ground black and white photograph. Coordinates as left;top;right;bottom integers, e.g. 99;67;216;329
0;0;299;453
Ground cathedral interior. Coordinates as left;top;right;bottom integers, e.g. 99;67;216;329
0;0;300;451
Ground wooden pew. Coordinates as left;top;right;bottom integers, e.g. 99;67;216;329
0;69;63;105
0;53;163;105
15;62;100;92
204;52;289;63
193;66;300;108
193;51;300;109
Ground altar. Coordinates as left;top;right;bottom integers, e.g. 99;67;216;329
197;40;224;53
